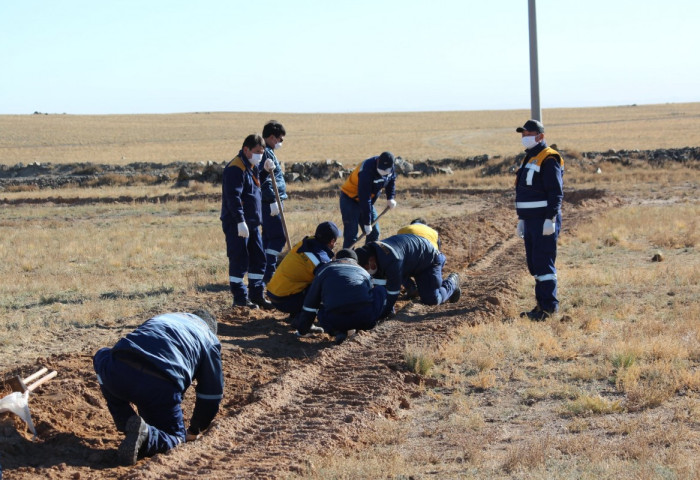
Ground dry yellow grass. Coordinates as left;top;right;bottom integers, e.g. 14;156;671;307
292;200;700;479
2;102;699;167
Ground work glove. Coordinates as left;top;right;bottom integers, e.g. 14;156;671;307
269;202;280;216
542;218;556;236
237;221;249;238
362;224;372;235
386;198;397;209
264;158;275;173
517;219;525;238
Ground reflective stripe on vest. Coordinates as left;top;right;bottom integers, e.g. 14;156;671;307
516;201;548;209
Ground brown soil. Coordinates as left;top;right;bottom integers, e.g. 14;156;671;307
0;188;614;479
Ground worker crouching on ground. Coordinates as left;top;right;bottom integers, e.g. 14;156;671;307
93;310;223;465
355;233;461;319
266;221;340;322
514;119;564;321
397;217;441;298
339;151;397;248
293;248;388;344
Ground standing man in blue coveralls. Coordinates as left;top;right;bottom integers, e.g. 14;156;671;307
93;310;223;465
260;120;288;285
514;119;564;321
339;151;397;248
293;248;388;345
221;133;273;309
354;233;461;319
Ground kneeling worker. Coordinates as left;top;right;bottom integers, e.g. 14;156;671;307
93;310;223;465
266;221;340;320
355;233;461;318
293;248;388;344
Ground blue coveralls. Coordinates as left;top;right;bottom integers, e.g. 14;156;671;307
515;142;564;313
368;234;457;317
294;258;387;335
221;151;266;303
339;156;396;248
260;146;288;283
93;313;223;458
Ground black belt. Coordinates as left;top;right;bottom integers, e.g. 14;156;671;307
112;352;172;384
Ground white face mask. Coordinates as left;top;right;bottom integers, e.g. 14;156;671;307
521;136;539;149
249;152;263;167
274;141;282;150
377;167;392;176
367;266;378;275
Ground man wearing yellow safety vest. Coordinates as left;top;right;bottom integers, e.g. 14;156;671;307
339;152;397;248
514;119;564;321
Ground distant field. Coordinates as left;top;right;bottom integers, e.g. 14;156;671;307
1;103;699;167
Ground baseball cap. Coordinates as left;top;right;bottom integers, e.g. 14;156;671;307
314;221;341;244
335;248;358;261
377;151;395;170
516;119;545;134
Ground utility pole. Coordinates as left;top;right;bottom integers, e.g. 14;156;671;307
528;0;542;121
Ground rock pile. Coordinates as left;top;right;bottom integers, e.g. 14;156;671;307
1;147;697;191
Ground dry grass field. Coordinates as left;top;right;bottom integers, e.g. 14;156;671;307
0;104;698;479
2;103;700;167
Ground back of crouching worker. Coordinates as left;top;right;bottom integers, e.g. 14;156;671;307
93;310;223;465
293;248;387;344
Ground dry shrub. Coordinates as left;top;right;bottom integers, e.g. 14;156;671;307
4;184;39;192
87;173;130;187
563;394;623;417
404;345;434;376
468;371;496;391
502;437;551;474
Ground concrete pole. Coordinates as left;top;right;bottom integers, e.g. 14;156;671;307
528;0;542;121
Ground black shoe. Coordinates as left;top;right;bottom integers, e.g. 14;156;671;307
119;415;149;466
447;273;461;303
521;306;554;322
250;295;274;310
334;332;348;345
233;299;259;309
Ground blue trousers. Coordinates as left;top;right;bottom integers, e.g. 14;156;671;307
318;286;387;334
523;216;560;312
412;252;456;305
93;348;185;458
222;220;266;302
340;193;379;249
261;201;287;284
266;289;308;315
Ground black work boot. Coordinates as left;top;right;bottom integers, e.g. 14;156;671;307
250;295;274;310
233;298;259;309
447;273;461;303
119;415;149;466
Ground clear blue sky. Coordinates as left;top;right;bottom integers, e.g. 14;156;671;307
1;0;698;114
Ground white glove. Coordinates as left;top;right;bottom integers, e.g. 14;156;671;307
270;202;280;216
264;158;275;173
237;221;249;238
362;224;372;235
517;219;525;238
387;198;397;209
542;218;556;236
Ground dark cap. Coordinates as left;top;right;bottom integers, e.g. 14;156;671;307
516;119;544;134
377;151;395;170
314;221;341;244
354;246;372;267
335;248;357;261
